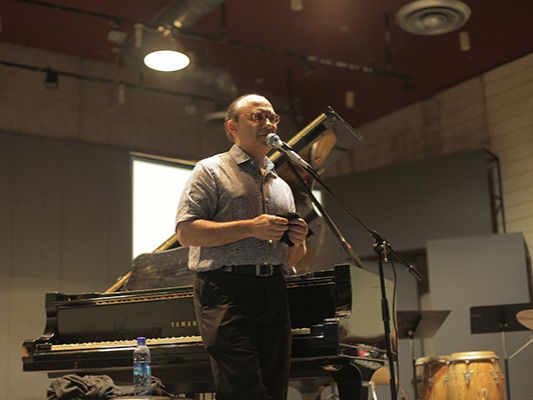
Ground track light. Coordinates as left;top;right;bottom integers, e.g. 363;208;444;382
44;68;59;89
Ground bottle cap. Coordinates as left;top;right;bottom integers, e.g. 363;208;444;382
137;337;147;345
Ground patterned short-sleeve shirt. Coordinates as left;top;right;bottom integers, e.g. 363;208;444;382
176;145;296;272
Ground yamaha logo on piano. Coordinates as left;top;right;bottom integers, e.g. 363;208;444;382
171;320;197;328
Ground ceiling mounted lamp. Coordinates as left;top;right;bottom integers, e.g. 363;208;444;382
143;31;190;72
395;0;471;35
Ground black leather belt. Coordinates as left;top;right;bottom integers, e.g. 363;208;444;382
218;264;282;277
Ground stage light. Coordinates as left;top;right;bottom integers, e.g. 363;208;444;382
44;68;59;89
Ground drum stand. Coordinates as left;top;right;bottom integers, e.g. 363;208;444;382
499;329;533;400
397;310;450;399
470;302;533;400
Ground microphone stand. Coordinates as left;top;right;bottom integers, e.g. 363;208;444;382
286;162;364;269
282;149;422;400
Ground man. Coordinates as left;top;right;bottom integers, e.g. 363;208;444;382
176;94;308;400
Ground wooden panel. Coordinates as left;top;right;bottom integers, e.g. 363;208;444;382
483;53;533;84
504;185;533;208
489;123;533;153
0;272;9;392
484;69;533;98
0;134;16;276
107;149;133;282
10;135;64;278
6;276;61;396
489;116;533;142
495;138;533;164
507;215;533;232
501;171;533;194
485;78;533;113
61;141;113;280
500;157;533;179
486;96;533;128
505;201;533;223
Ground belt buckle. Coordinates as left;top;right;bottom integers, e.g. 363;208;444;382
256;264;274;277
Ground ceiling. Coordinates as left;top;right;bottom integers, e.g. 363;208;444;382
2;0;533;127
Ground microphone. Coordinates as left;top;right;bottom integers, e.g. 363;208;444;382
266;133;312;170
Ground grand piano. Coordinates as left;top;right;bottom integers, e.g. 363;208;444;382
22;109;391;399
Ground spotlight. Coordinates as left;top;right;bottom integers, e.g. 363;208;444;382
44;68;59;89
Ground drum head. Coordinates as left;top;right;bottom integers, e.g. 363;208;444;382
450;351;498;361
415;355;449;366
113;397;174;400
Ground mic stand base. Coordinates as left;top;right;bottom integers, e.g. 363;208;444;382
374;237;398;400
409;335;418;400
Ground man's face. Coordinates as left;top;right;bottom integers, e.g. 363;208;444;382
228;96;279;158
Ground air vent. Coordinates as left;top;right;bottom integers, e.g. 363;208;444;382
395;0;471;35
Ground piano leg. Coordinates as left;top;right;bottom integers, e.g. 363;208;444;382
329;363;368;400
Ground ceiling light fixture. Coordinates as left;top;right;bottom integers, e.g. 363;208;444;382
143;30;190;72
144;50;190;72
395;0;471;35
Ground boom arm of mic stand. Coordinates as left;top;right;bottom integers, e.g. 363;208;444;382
299;162;423;282
286;163;364;269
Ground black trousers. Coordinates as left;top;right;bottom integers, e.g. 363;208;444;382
193;270;291;400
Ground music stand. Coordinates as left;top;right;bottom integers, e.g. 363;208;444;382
397;310;450;399
470;302;533;400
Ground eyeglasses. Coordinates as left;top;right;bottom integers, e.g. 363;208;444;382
242;110;281;125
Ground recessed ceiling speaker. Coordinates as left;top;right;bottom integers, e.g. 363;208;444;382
395;0;471;35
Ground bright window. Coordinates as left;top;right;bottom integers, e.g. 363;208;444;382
132;157;193;258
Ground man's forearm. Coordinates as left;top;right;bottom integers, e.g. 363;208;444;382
176;219;252;247
177;214;290;247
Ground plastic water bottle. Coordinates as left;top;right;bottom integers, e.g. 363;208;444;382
133;336;152;395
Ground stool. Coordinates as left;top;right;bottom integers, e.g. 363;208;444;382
366;367;408;400
113;397;173;399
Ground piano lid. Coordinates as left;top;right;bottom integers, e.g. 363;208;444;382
270;107;363;181
340;266;394;348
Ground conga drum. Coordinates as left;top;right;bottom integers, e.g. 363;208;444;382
415;355;450;400
447;351;504;400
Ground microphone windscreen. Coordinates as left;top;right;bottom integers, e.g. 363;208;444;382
266;133;281;147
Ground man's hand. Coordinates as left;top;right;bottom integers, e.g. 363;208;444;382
286;218;308;247
249;214;289;241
